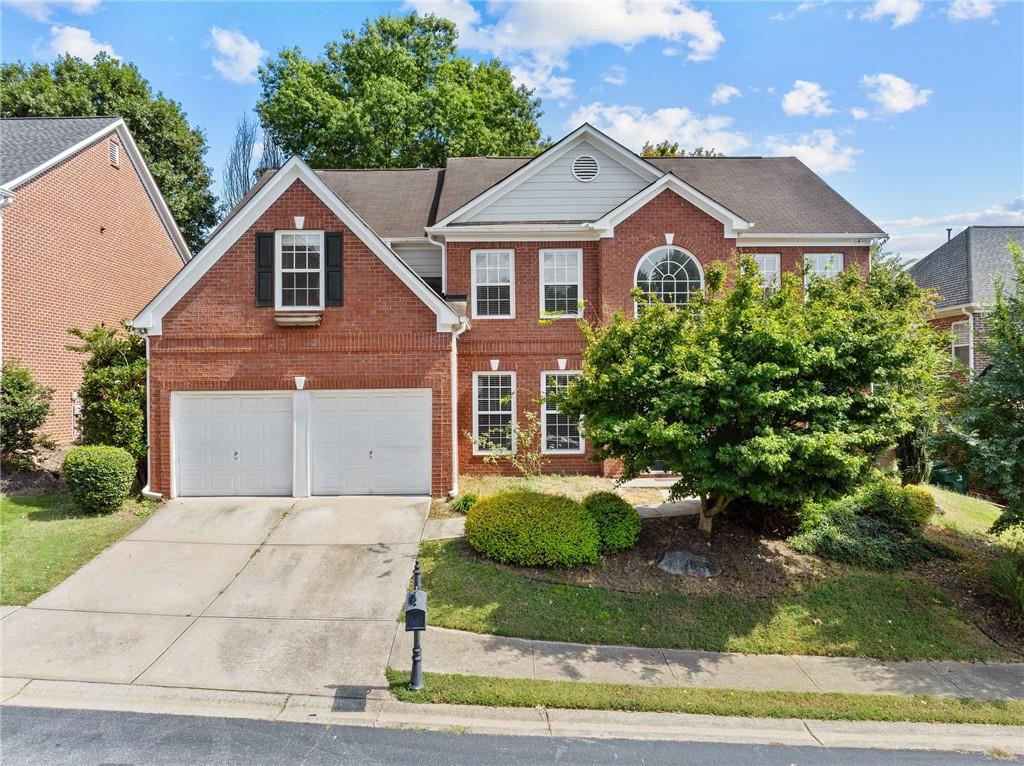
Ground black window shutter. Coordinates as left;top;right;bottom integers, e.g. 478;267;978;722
325;232;343;306
255;232;274;307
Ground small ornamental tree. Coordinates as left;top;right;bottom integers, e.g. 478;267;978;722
0;360;54;470
935;242;1024;534
557;254;944;536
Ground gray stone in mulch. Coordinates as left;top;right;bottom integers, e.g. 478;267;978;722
657;550;722;579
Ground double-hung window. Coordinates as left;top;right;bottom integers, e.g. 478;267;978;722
541;371;583;454
276;231;324;310
540;249;583;318
804;252;843;287
471;249;514;318
473;372;515;453
951;319;972;369
753;253;781;290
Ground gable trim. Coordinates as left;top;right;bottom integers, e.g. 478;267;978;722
131;156;461;335
431;124;663;230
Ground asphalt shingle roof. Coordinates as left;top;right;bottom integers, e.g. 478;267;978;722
0;116;121;186
909;226;1023;307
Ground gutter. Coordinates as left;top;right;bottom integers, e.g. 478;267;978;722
449;316;470;498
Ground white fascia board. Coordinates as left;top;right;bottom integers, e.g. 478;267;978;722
432;123;663;229
0;187;13;208
736;232;884;247
589;174;753;239
427;223;600;242
932;303;983;319
133;156;460;335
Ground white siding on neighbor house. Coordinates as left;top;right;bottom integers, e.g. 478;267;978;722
463;139;651;223
393;242;442;279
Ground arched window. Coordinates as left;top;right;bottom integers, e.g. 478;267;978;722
634;246;704;313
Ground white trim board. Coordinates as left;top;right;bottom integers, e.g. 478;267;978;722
132;156;461;335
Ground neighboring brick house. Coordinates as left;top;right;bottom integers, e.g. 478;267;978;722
909;226;1023;373
1;116;189;445
133;124;884;498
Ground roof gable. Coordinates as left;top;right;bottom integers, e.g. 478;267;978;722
132;156;461;334
910;226;1023;307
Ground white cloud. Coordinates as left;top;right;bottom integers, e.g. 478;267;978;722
662;46;682;56
710;84;741;105
797;0;826;11
7;0;99;22
408;0;724;98
603;65;627;86
766;129;860;174
45;24;117;59
781;80;835;117
568;102;750;154
860;0;923;28
861;73;931;113
511;54;574;100
881;197;1024;258
850;107;870;120
946;0;999;20
209;27;266;84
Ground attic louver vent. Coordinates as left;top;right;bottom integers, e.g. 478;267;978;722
571;154;599;183
108;140;120;167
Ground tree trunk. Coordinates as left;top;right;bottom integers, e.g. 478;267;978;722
697;508;714;536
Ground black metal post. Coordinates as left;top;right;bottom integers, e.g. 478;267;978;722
413;559;422;590
410;629;424;690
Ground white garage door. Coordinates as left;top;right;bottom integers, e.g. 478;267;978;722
311;389;431;495
174;393;293;496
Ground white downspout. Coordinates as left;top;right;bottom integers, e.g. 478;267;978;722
139;332;162;500
428;232;447;295
449;317;469;497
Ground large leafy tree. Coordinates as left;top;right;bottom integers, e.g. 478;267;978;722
558;254;945;535
936;242;1024;533
1;54;217;251
257;12;544;168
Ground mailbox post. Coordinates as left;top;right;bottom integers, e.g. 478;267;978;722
404;559;427;690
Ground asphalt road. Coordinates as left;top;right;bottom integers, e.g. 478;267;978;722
0;706;1017;766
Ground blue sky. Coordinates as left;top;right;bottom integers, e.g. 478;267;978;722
3;0;1022;257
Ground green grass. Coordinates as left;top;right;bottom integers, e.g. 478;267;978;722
0;491;154;605
386;669;1024;725
420;539;1010;661
924;484;1021;545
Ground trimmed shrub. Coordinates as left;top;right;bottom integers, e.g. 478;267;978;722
859;480;936;530
583;491;641;552
465;491;599;568
991;551;1024;616
0;360;54;470
449;492;479;514
63;446;135;514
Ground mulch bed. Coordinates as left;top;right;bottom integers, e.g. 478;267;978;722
0;467;63;495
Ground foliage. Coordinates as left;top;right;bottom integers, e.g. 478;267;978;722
62;446;136;514
449;492;478;514
467;405;548;477
895;426;931;485
465;491;599;568
640;140;723;157
583;491;641;552
0;360;54;470
258;12;544;170
221;113;287;211
558;252;946;535
1;54;216;251
67;323;147;465
990;549;1024;616
935;241;1024;534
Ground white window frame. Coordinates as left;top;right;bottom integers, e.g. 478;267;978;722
540;371;584;455
275;230;325;311
472;371;517;455
471;249;515;319
538;248;584;319
803;252;844;287
633;245;705;317
753;253;781;289
951;319;973;370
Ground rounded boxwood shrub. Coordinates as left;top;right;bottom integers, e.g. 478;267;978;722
583;491;641;552
465;491;599;568
860;480;936;530
63;445;135;514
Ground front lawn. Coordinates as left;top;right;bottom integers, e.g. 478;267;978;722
0;491;154;605
419;535;1012;661
925;484;1020;545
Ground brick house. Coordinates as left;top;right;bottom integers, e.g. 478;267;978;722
909;226;1022;373
1;116;189;445
133;124;884;498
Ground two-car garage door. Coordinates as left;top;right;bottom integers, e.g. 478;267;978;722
173;390;431;497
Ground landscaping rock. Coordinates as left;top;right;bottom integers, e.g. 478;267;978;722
657;550;721;579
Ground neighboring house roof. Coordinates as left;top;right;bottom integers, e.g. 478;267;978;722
0;116;190;263
908;226;1023;308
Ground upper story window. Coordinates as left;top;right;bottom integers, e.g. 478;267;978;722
753;253;781;290
540;248;583;318
634;246;703;314
473;372;516;453
951;319;972;369
541;371;583;454
471;249;514;318
276;231;324;311
804;253;844;286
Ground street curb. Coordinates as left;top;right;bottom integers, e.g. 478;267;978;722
2;677;1021;754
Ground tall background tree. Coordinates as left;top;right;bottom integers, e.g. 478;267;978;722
641;140;724;157
1;54;217;252
257;12;544;168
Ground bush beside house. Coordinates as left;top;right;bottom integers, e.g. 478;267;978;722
0;360;54;471
583;491;641;552
62;445;136;514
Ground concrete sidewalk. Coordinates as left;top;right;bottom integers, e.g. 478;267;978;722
389;625;1024;701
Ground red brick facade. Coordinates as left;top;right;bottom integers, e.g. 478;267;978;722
1;131;184;443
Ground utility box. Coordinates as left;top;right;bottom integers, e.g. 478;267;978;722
405;590;427;632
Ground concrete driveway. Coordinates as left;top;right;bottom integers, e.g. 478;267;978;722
0;496;428;700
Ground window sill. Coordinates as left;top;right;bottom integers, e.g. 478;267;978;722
274;311;322;327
